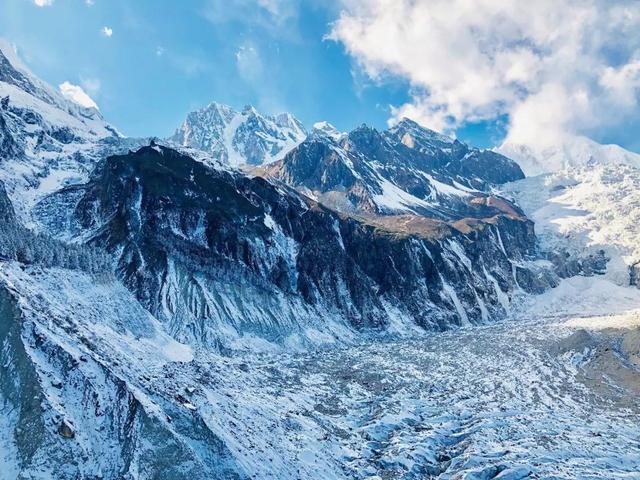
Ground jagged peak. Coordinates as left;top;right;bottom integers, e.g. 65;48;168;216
241;104;259;115
188;101;236;120
310;121;344;141
274;112;305;132
347;123;385;143
389;117;456;145
171;100;308;166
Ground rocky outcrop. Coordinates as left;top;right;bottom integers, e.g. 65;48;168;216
0;179;16;225
41;145;545;349
261;120;524;219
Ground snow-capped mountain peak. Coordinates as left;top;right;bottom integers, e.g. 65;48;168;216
170;102;307;167
311;121;344;141
389;117;456;151
497;135;640;177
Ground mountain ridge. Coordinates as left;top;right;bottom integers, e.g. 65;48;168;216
169;101;307;167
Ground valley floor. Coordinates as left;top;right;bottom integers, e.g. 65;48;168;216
3;261;640;479
162;279;640;479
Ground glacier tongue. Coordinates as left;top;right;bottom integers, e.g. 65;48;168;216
3;262;640;479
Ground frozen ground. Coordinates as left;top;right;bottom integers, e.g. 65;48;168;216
147;162;640;478
186;297;640;479
3;263;640;479
136;307;640;479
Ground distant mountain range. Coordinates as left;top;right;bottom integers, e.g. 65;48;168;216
170;102;306;167
169;101;524;220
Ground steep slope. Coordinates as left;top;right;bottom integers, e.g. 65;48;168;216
3;257;638;480
0;40;114;141
502;163;640;287
261;120;524;219
0;42;145;227
35;144;544;350
0;262;251;480
170;103;307;167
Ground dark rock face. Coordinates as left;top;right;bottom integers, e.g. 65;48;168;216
385;119;524;187
546;249;608;279
0;180;16;225
0;100;21;161
54;145;541;348
262;119;524;219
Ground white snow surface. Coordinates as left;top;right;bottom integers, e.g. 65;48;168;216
502;163;640;285
498;135;640;177
0;41;113;140
311;121;345;141
3;259;639;479
171;102;307;167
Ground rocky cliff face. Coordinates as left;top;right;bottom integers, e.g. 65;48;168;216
0;180;16;225
33;144;542;350
260;120;524;219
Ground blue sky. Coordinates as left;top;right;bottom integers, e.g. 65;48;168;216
0;0;501;147
1;0;639;153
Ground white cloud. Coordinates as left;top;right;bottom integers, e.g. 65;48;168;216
80;77;101;96
33;0;54;6
203;0;299;36
59;81;99;110
85;0;95;5
101;26;113;37
236;44;264;84
329;0;640;152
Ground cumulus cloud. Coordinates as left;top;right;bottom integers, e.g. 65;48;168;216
59;81;99;110
33;0;54;6
101;26;113;37
329;0;640;150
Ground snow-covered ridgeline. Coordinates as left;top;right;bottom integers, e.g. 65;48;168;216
170;102;307;167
